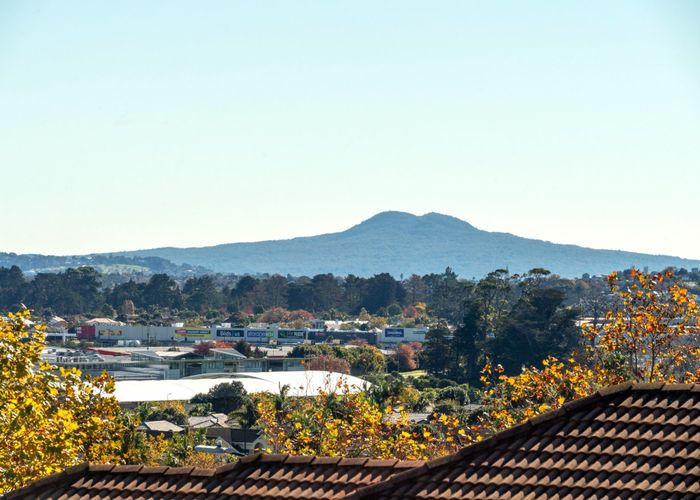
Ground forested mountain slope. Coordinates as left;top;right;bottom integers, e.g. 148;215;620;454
112;212;700;278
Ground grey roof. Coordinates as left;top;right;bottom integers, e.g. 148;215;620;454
210;348;247;359
138;420;184;433
188;413;231;429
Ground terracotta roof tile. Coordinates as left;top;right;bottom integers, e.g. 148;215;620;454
4;452;422;499
356;384;700;499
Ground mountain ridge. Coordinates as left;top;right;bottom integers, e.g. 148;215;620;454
3;212;698;278
109;212;700;278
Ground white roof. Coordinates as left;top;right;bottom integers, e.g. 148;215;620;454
84;318;123;325
114;370;369;403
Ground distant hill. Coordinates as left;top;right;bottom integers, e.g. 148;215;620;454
0;252;208;276
109;212;700;278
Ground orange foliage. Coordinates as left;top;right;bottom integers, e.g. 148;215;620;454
256;380;480;460
479;269;699;434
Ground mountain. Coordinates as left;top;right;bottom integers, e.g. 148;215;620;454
109;212;700;278
0;252;209;276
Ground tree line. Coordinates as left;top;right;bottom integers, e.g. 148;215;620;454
1;264;698;325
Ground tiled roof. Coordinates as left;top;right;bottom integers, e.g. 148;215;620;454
356;383;700;499
3;453;422;499
5;383;699;499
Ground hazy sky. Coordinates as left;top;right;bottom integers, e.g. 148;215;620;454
2;1;699;258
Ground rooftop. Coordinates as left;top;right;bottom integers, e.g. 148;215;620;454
6;383;700;499
4;454;421;500
138;421;184;434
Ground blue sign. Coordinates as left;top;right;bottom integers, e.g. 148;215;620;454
216;329;244;338
246;330;269;338
384;328;405;338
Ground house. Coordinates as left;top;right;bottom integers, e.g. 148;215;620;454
5;383;699;499
46;316;68;331
187;413;231;430
187;413;262;454
137;421;184;438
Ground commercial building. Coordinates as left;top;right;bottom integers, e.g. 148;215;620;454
377;327;428;344
43;345;305;380
77;321;429;347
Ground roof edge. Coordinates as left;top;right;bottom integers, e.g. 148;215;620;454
2;463;88;500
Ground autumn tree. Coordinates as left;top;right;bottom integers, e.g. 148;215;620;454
583;269;700;383
304;354;351;374
256;382;476;460
0;310;124;493
137;401;189;426
193;340;214;356
479;269;699;435
396;343;418;371
341;345;387;375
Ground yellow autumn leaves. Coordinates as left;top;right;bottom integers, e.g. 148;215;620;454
0;310;124;493
479;269;700;433
255;381;481;461
258;270;699;459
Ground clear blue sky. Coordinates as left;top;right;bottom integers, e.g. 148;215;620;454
1;1;699;258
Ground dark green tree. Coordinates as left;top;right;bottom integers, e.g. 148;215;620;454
142;274;183;309
183;275;221;313
491;288;580;373
190;381;248;414
0;266;25;311
449;299;487;384
362;273;405;313
421;322;452;377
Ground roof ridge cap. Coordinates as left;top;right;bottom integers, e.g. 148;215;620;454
629;382;695;391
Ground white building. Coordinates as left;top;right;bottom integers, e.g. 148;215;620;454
378;327;428;344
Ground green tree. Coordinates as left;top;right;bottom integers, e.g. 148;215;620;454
449;299;487;384
145;405;188;426
338;345;386;375
190;381;248;414
362;273;406;313
142;273;183;309
183;276;221;313
0;266;25;311
491;288;580;373
422;322;452;377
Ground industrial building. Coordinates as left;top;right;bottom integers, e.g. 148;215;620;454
43;345;305;380
377;327;428;343
77;322;428;346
